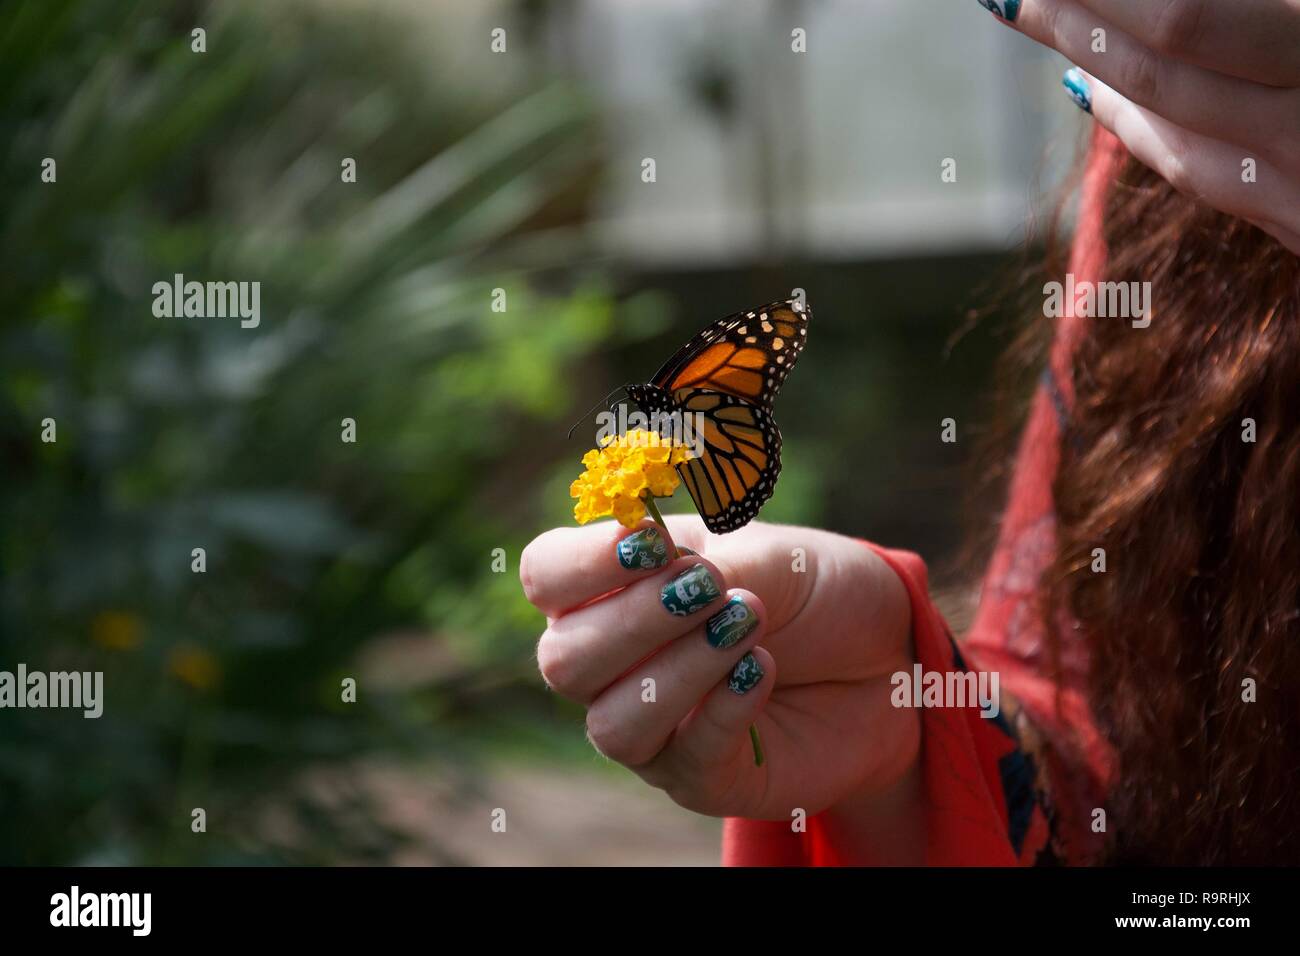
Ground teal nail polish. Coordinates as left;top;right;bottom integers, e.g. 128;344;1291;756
705;595;758;649
1063;67;1092;113
660;563;721;616
728;653;764;695
616;527;670;570
976;0;1020;22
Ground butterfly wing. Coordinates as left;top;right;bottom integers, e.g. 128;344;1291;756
651;299;809;407
673;388;781;533
627;298;809;533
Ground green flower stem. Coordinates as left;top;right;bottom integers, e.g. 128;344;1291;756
749;723;765;767
642;493;765;768
642;493;671;537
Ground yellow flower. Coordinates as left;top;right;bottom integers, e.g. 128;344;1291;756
169;644;221;691
571;429;691;528
91;611;143;651
611;495;646;527
645;462;679;497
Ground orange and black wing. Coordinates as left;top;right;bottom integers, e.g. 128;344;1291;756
673;388;781;533
650;299;809;408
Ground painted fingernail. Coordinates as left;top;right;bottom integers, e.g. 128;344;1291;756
976;0;1020;22
660;563;722;616
676;546;698;557
616;527;670;570
728;653;765;695
705;595;759;649
1063;67;1092;113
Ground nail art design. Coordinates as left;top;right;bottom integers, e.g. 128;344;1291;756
728;653;765;695
1063;67;1092;113
616;527;670;570
660;563;721;616
976;0;1020;22
705;595;758;649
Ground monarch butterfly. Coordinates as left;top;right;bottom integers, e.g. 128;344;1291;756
626;297;810;533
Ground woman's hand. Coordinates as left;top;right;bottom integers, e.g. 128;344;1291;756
980;0;1300;253
520;516;919;833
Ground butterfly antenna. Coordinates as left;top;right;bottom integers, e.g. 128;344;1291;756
566;385;630;441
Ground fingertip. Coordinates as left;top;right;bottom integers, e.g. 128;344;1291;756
703;587;765;649
727;587;767;625
727;646;774;700
747;644;775;674
743;591;769;646
1062;65;1094;114
659;555;731;618
975;0;1021;26
613;519;676;572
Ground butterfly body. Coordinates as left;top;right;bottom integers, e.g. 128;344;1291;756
625;298;809;533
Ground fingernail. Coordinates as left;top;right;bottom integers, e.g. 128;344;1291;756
676;546;698;557
1063;67;1092;113
616;527;670;570
976;0;1020;22
705;595;759;649
660;563;722;616
728;653;765;695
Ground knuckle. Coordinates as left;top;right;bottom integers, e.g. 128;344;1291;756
1152;0;1209;57
662;779;712;815
518;537;544;605
1121;48;1162;104
692;703;738;764
663;758;739;816
520;527;582;612
1040;0;1066;50
1157;150;1195;197
584;704;645;765
535;631;576;695
519;563;536;607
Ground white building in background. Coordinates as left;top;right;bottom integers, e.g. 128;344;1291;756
563;0;1085;264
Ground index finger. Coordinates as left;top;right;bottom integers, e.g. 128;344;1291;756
521;520;681;618
1057;0;1300;87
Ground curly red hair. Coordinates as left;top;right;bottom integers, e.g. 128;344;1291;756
1048;156;1300;863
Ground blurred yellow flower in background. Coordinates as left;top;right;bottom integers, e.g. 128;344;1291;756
91;611;143;651
570;429;690;528
169;644;221;691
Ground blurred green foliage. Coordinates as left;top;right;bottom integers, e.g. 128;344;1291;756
0;0;617;863
0;0;1020;866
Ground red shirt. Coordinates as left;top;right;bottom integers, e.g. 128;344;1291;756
722;128;1128;866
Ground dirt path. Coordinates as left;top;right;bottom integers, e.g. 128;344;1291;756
294;760;723;865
